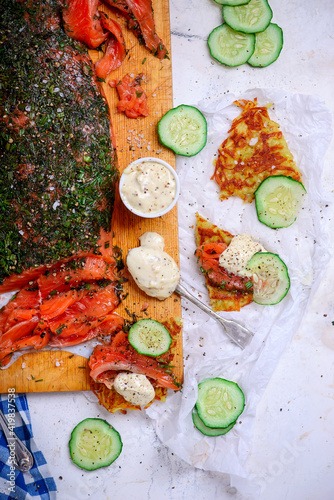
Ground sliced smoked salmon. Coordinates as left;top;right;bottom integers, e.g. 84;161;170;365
108;0;168;59
95;15;127;79
195;243;252;292
0;267;48;295
0;329;51;366
89;330;179;390
0;259;123;365
48;313;124;347
0;288;41;334
89;318;182;413
37;256;116;299
110;74;149;118
63;0;108;48
0;318;40;351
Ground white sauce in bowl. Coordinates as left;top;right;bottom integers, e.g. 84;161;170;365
120;159;178;216
127;232;180;300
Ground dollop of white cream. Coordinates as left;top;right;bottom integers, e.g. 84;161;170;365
121;160;177;215
113;373;155;406
139;231;165;252
127;232;180;300
218;234;266;277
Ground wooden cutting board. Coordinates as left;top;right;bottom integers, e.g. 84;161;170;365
0;1;182;393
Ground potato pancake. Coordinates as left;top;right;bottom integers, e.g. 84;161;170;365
212;99;302;202
195;214;253;312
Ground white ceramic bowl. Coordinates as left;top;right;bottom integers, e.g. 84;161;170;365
119;157;180;218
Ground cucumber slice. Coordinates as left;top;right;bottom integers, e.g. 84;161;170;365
208;24;255;67
158;105;207;157
214;0;250;5
223;0;273;34
69;418;122;471
195;378;245;428
192;408;236;436
128;319;172;357
248;23;283;67
255;175;306;228
244;252;290;305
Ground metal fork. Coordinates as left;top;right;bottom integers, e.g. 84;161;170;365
0;409;34;472
175;283;254;349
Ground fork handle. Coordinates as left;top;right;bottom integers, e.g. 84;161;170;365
0;409;34;472
175;283;253;349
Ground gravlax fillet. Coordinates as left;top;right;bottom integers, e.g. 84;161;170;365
0;0;118;291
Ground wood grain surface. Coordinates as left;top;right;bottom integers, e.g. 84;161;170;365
0;1;182;394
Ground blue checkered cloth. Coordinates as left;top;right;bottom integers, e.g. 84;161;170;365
0;394;57;500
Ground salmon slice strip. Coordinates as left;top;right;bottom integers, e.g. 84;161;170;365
0;287;41;334
0;245;116;295
0;267;47;294
89;331;179;390
4;309;39;332
48;283;120;338
48;313;124;346
86;312;125;337
63;0;108;48
95;15;127;79
48;330;99;347
108;0;168;59
195;243;253;292
37;256;115;298
0;317;40;350
110;74;149;118
0;330;50;367
39;288;88;320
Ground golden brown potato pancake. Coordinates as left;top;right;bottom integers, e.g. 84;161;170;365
212;99;302;202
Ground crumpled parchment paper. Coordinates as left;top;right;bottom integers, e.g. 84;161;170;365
145;88;333;494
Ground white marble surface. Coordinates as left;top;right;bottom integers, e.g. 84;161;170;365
27;0;334;499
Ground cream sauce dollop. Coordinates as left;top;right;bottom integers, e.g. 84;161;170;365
127;232;180;300
113;373;155;406
218;233;266;277
121;160;177;215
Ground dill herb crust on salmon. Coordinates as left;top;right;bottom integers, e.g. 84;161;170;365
0;0;118;291
212;98;302;202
